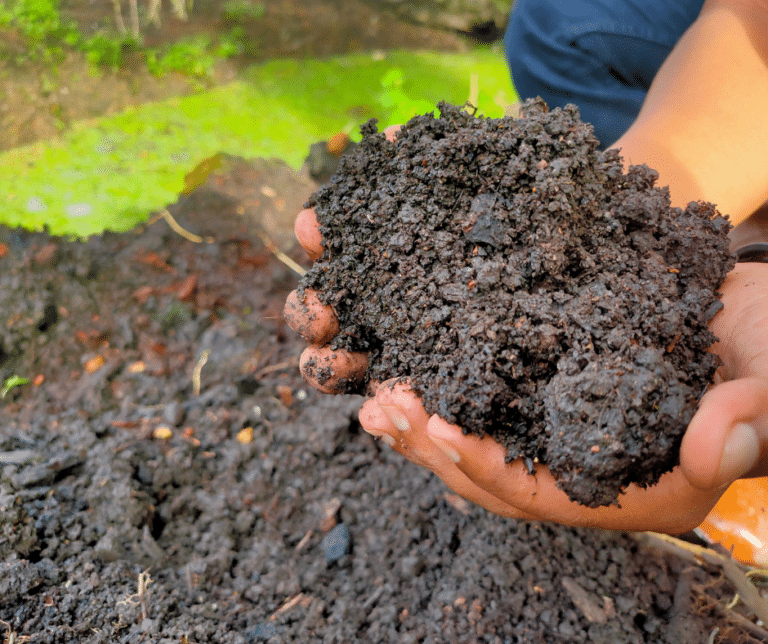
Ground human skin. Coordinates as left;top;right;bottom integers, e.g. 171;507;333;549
284;0;768;533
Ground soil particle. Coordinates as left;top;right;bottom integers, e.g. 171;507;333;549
301;99;735;507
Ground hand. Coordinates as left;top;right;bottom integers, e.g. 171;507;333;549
359;263;768;534
283;125;401;395
284;127;768;534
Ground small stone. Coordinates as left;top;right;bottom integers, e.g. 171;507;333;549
0;450;38;466
11;451;82;489
319;497;341;532
322;523;350;562
92;531;124;562
245;622;277;641
236;427;254;444
153;426;173;440
400;555;424;578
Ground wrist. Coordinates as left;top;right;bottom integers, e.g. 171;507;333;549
611;128;757;226
610;130;702;211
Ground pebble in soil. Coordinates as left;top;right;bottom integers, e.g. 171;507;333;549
300;99;735;507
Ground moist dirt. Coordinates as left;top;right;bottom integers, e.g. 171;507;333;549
0;155;758;644
301;100;735;508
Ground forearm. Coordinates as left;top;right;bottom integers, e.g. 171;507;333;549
612;0;768;225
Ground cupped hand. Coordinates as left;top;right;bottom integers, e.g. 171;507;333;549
283;227;368;394
359;263;768;534
296;260;768;534
285;124;768;534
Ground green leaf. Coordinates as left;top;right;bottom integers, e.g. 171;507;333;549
1;375;30;398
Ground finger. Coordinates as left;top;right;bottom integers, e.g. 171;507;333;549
376;380;431;432
284;289;339;345
427;418;718;533
299;345;367;394
383;125;401;142
359;398;399;449
296;130;398;262
708;264;768;381
362;382;538;520
295;208;324;261
360;381;433;468
427;417;554;515
682;377;768;490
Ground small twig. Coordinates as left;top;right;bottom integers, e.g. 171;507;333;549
747;569;768;582
136;569;152;620
116;569;153;622
668;567;695;637
448;189;465;216
257;231;306;277
192;350;209;396
468;72;479;109
721;607;768;642
269;593;306;620
254;357;299;379
638;532;768;627
726;569;768;615
294;530;313;553
362;585;386;610
159;209;214;244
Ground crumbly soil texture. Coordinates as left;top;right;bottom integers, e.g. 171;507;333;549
302;99;735;507
0;157;758;644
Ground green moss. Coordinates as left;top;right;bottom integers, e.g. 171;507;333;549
0;49;516;237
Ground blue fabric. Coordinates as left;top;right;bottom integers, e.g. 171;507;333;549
504;0;705;147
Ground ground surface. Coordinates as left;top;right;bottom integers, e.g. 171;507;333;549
0;156;762;644
0;3;764;642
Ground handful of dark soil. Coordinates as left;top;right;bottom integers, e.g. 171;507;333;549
300;100;734;507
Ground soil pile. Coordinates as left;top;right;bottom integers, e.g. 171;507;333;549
301;100;735;507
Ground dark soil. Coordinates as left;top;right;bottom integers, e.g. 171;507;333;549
301;100;735;508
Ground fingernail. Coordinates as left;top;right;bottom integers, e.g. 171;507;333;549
718;422;760;484
380;433;395;447
378;405;411;432
431;437;461;464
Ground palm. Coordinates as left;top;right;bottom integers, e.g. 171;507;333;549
286;197;768;533
361;263;768;533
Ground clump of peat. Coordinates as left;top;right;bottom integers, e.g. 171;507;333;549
300;100;734;507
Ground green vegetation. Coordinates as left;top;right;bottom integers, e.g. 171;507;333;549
0;0;262;74
0;0;138;66
1;49;516;237
221;0;265;22
1;375;30;398
146;35;217;78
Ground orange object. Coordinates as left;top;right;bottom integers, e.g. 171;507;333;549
326;132;350;156
697;477;768;567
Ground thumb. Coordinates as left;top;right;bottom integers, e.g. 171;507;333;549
681;377;768;490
